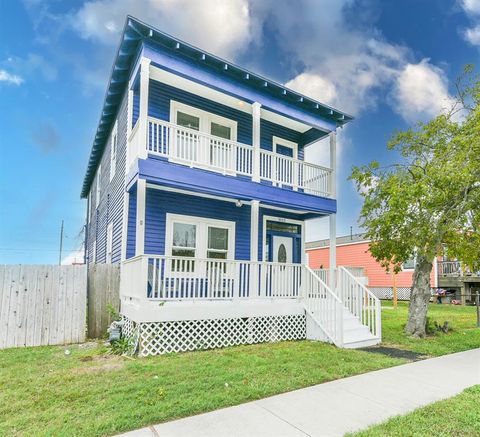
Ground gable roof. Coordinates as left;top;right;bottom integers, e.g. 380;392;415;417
80;15;354;198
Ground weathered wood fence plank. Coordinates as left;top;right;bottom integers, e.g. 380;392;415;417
87;264;120;339
0;265;87;349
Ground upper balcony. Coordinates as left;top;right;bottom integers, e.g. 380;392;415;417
128;115;333;198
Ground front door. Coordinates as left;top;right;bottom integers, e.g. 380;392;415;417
272;236;293;263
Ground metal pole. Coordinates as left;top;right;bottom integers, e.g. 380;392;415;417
59;220;64;265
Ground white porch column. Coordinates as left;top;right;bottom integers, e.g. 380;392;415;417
250;200;260;261
329;130;337;291
135;179;146;256
252;102;261;182
250;200;260;297
138;57;151;160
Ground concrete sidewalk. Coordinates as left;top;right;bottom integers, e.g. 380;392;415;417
117;348;480;437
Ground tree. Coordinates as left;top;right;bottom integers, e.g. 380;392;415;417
350;67;480;338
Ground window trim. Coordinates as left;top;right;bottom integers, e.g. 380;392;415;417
106;222;113;264
165;213;235;263
110;120;118;182
95;164;102;208
170;100;238;141
273;136;298;159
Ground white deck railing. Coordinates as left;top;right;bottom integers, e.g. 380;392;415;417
145;117;332;197
121;255;303;301
337;266;381;339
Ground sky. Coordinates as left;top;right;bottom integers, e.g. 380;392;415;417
0;0;479;264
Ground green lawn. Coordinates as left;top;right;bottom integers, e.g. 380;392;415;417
381;301;480;356
0;302;478;437
349;385;480;437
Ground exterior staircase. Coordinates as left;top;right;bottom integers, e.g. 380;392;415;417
304;266;381;348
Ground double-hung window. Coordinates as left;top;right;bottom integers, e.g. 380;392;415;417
166;214;235;273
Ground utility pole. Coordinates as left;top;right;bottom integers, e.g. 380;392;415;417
59;220;64;265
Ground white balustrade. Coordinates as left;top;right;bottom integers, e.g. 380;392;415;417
337;266;381;339
145;116;333;197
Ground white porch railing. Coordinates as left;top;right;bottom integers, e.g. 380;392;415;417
304;267;343;346
121;255;303;301
145;117;333;197
337;266;381;340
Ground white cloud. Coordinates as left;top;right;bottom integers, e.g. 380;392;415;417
391;59;456;123
61;249;84;265
0;69;23;85
460;0;480;45
71;0;259;59
461;0;480;15
463;24;480;45
286;73;337;106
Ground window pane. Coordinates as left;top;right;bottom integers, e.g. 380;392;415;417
403;257;415;269
211;122;231;140
173;223;196;248
266;222;300;234
207;251;227;260
208;227;228;250
177;111;200;131
172;248;195;257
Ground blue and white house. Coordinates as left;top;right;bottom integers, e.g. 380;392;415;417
82;16;381;356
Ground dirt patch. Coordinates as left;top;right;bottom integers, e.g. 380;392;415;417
358;346;430;361
76;355;125;374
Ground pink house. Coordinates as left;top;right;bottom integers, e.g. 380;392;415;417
306;234;438;300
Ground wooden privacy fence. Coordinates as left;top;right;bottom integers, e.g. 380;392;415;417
87;264;120;338
0;265;87;349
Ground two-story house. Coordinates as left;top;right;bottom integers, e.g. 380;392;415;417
81;16;381;356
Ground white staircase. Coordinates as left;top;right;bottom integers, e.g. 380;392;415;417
303;266;381;348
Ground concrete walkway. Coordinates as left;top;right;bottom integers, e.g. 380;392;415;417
117;348;480;437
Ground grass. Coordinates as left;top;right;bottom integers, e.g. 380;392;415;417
0;302;478;437
381;301;480;356
349;385;480;437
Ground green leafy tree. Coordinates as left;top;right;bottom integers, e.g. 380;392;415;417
350;68;480;337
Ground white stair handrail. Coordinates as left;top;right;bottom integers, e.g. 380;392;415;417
303;266;343;347
338;266;381;340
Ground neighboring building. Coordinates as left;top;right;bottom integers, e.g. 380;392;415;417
437;261;480;305
81;16;381;355
306;234;438;300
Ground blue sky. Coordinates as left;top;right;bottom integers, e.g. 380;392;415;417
1;0;479;264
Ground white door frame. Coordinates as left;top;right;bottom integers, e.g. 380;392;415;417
262;214;305;264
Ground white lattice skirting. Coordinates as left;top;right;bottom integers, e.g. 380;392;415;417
123;314;306;357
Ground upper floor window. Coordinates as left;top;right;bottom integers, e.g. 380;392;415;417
110;120;118;181
171;101;237;141
95;164;102;208
273;136;298;159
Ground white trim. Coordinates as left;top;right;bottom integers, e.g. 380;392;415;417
329;214;336;291
149;64;313;133
170;100;238;141
165;213;236;262
95;164;101;208
261;214;304;263
250;200;260;261
252;102;261;182
92;240;97;264
145;183;250;205
306;239;370;251
138;57;151;160
110;119;118;182
330;131;336;197
273;135;298;159
135;179;146;255
121;191;129;261
106;222;113;264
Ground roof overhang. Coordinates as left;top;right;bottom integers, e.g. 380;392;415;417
80;15;354;198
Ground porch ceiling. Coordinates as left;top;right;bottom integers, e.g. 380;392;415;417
126;158;336;217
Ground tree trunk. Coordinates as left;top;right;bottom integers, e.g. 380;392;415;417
405;255;433;338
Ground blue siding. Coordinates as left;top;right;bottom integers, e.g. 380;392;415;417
126;189;137;259
260;119;305;160
145;189;251;260
148;80;253;145
87;89;128;264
